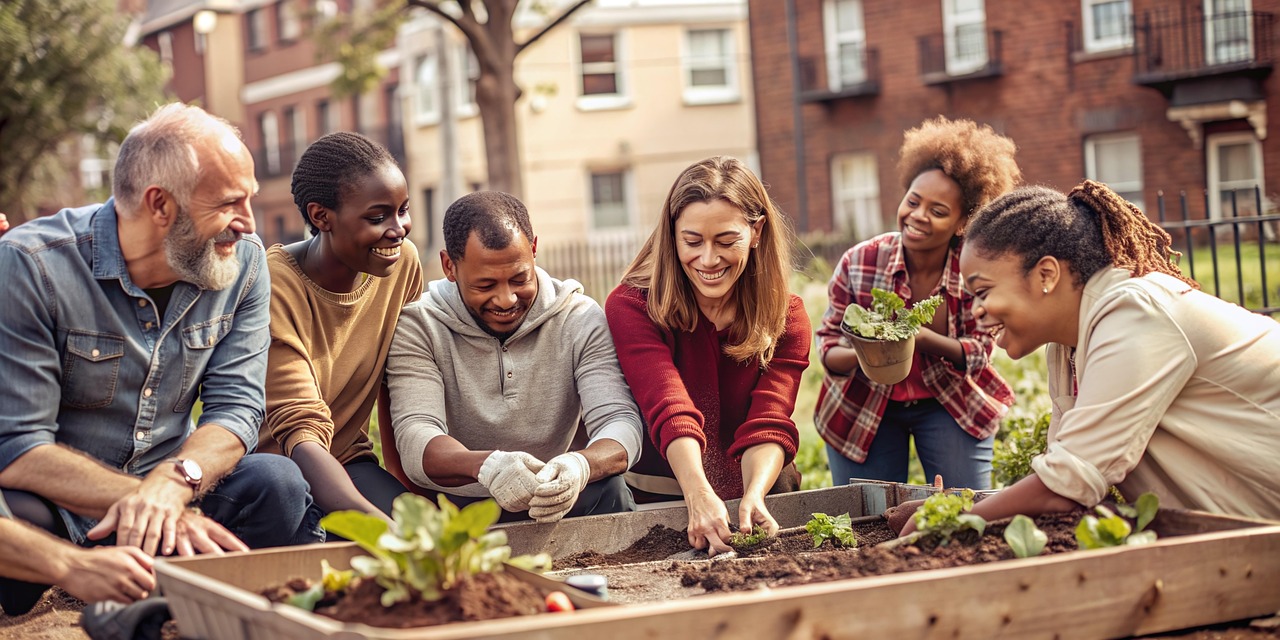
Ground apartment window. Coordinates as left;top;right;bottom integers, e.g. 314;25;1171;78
455;46;480;116
385;83;402;130
1084;133;1144;211
277;0;303;42
286;105;306;151
831;153;881;239
824;0;867;89
1207;131;1264;219
1207;0;1253;65
317;100;336;135
590;171;630;229
415;53;440;124
258;111;281;176
942;0;987;75
578;33;629;110
158;32;174;64
282;106;298;167
422;187;436;248
1082;0;1132;52
246;8;268;51
683;29;738;104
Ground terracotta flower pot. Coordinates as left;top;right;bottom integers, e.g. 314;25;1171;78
847;333;914;385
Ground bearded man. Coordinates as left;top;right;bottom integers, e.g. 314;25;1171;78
0;103;323;615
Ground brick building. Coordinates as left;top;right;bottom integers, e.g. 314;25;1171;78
749;0;1277;240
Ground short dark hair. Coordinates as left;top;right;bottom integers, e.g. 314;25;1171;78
291;132;397;235
442;191;534;261
967;180;1195;287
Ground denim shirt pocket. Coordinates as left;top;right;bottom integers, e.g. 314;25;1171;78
62;331;125;409
175;314;234;413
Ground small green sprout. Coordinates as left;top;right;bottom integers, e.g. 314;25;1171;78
805;512;857;548
913;489;987;545
1003;515;1047;558
1075;492;1160;550
842;288;943;342
727;525;773;553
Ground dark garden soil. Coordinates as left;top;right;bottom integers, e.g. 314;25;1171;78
262;570;548;629
555;524;690;568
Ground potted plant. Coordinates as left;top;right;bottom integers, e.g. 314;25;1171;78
841;288;943;385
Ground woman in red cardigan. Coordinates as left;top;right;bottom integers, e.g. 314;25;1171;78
605;156;811;556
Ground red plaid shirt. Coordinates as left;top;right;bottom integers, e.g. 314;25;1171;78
814;233;1014;463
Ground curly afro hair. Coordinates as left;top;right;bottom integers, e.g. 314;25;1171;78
897;116;1021;218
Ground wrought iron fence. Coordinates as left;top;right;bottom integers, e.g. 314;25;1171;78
1133;8;1275;81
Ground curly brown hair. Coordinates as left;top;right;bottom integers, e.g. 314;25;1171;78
897;116;1021;218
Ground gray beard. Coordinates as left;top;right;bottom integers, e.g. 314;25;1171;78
164;208;240;290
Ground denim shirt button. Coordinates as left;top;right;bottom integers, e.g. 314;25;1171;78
138;299;147;308
144;322;153;330
143;388;153;398
91;349;100;358
135;431;145;440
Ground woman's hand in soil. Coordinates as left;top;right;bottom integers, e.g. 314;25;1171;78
736;493;779;537
685;488;733;556
172;510;249;556
59;546;156;604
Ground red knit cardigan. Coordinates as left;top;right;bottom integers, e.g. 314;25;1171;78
604;285;811;499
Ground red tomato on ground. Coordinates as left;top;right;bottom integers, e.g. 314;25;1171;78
545;591;574;613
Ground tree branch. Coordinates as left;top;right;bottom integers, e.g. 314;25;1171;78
405;0;484;45
516;0;593;56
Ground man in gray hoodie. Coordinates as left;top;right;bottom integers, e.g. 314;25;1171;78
385;191;643;522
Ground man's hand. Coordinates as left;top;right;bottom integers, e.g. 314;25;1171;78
86;470;194;556
685;487;733;556
57;546;156;604
172;510;249;556
528;452;590;523
736;491;780;537
476;451;545;512
885;499;926;537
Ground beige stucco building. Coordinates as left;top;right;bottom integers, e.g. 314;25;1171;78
400;0;756;286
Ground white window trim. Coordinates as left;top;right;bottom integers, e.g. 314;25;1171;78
1204;0;1254;66
682;27;739;106
942;0;987;75
830;152;880;239
576;32;632;112
823;0;867;89
1083;131;1144;209
260;111;281;175
414;52;441;126
1207;131;1265;220
587;169;636;232
1082;0;1133;53
289;107;307;150
454;44;480;119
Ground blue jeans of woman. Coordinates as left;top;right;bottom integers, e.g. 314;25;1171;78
826;398;993;490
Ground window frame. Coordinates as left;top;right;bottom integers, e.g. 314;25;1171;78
823;0;868;89
1206;130;1265;220
830;152;881;240
1081;0;1133;53
1083;131;1145;211
414;52;441;126
1205;0;1254;66
576;32;630;111
246;8;268;52
588;169;634;231
942;0;988;75
682;27;739;105
276;0;304;43
258;111;281;176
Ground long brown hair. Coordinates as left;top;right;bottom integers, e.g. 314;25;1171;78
620;156;795;366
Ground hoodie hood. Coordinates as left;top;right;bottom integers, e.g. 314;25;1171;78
422;266;584;343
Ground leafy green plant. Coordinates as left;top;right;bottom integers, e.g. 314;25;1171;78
1003;515;1047;558
285;559;353;611
1075;492;1160;549
842;288;943;341
992;410;1051;488
318;494;551;607
727;525;773;553
805;512;857;548
913;489;987;544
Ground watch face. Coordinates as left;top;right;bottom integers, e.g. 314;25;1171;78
180;458;203;482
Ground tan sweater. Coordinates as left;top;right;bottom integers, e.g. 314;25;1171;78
260;240;423;464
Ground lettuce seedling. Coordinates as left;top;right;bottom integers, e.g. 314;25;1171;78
319;494;551;607
286;560;352;611
913;489;987;545
805;512;857;548
1003;515;1047;558
727;525;772;553
1075;492;1160;550
842;288;943;342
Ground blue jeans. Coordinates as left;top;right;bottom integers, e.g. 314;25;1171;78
826;398;993;490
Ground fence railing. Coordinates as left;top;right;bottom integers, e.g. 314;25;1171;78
537;233;646;303
1133;8;1275;82
918;28;1003;83
1154;186;1279;316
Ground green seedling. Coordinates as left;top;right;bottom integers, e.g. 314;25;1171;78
316;494;551;607
1003;515;1047;558
727;525;773;553
1075;492;1160;550
285;559;352;611
913;489;987;545
842;288;943;342
806;512;857;548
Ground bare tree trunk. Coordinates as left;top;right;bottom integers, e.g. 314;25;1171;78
475;57;522;198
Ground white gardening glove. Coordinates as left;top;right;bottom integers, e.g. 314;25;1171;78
528;452;590;523
476;451;545;512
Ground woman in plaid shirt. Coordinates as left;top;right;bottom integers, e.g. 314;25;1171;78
815;117;1019;490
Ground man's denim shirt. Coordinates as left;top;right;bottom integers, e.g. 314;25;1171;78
0;200;269;542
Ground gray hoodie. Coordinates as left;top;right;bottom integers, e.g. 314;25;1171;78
386;266;643;496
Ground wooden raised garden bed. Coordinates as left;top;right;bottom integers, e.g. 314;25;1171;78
156;481;1280;640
